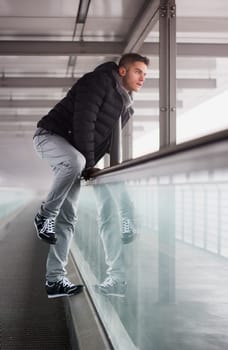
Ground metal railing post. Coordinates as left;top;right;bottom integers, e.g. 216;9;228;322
159;0;176;148
110;117;122;166
158;0;176;304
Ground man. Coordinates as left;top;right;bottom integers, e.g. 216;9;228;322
33;53;149;298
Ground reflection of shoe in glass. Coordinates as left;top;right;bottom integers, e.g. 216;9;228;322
46;277;84;298
121;218;137;244
34;213;57;245
94;277;127;297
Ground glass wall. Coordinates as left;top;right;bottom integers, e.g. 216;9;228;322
176;0;228;142
0;188;34;222
132;20;160;158
71;138;228;350
70;1;228;348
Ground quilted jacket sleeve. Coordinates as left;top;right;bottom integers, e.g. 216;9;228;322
72;71;108;168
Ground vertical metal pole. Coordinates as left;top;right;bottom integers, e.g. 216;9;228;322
158;0;176;304
122;118;133;161
110;117;122;166
159;0;176;148
169;0;176;144
203;187;208;250
217;187;221;256
158;184;176;303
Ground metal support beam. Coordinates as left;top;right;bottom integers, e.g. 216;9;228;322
0;77;76;88
123;0;160;53
142;42;228;57
0;41;227;58
0;77;216;89
121;0;159;163
143;78;216;89
159;0;176;148
158;0;176;304
0;114;159;123
109;117;122;166
0;99;182;109
0;41;124;56
158;183;176;304
122;118;133;161
177;43;228;57
0;115;41;122
134;100;182;108
0;99;56;108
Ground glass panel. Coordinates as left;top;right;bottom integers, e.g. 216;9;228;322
0;188;34;221
71;139;228;350
72;181;158;350
176;0;228;143
132;21;160;158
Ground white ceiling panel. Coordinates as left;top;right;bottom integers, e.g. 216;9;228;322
88;0;145;17
83;18;132;40
0;0;80;17
0;18;77;38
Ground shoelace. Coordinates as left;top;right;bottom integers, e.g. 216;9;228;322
41;218;55;233
60;277;74;287
122;218;130;234
46;278;73;288
100;277;116;288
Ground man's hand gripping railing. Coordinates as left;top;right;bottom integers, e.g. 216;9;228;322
81;167;101;181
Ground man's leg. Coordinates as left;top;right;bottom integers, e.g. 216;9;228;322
46;179;80;282
33;131;85;244
33;132;85;218
33;131;85;297
45;180;84;298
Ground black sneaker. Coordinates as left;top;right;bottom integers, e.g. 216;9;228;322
46;278;84;298
121;218;137;244
34;213;57;245
94;277;127;297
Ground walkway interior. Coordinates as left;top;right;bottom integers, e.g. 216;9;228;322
0;201;72;350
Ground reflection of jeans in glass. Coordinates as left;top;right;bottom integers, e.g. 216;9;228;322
93;183;135;282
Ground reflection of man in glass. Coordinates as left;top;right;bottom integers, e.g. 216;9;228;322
93;182;136;297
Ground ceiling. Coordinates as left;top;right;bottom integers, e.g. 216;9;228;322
0;0;228;190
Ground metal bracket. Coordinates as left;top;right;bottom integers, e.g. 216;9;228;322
160;3;176;18
170;5;176;18
160;6;167;17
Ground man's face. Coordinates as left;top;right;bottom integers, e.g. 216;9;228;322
119;61;148;92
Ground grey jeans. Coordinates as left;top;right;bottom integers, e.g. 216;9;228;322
33;128;86;282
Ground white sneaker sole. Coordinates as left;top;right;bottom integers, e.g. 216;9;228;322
47;293;75;298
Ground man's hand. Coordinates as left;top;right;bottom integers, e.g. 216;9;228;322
81;167;101;181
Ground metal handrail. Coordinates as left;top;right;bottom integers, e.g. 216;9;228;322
92;128;228;178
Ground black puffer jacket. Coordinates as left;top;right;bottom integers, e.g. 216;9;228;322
37;62;131;168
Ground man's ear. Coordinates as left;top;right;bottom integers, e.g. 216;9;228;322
118;66;126;77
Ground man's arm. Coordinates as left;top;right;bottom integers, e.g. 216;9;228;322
81;167;101;181
72;71;108;168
